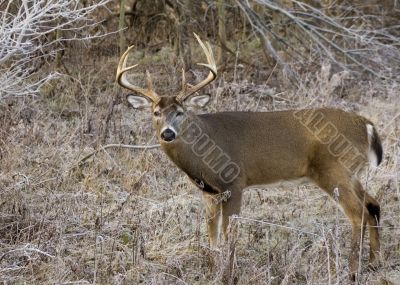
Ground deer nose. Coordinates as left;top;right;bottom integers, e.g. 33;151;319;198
161;128;176;142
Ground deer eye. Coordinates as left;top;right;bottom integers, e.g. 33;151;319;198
153;111;161;117
176;111;184;117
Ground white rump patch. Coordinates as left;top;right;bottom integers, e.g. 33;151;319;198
366;124;378;167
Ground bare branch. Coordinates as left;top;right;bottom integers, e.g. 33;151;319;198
0;0;111;101
236;0;400;80
73;143;161;169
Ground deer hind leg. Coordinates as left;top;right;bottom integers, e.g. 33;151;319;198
352;179;381;266
310;166;379;280
202;192;221;248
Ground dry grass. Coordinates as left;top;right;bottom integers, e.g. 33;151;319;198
0;42;399;285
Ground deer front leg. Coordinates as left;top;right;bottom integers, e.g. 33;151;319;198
221;189;243;242
203;192;221;248
220;188;242;284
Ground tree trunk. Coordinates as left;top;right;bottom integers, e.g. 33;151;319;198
118;0;126;56
174;0;192;70
217;0;227;65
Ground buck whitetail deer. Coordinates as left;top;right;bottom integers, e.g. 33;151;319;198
116;34;383;280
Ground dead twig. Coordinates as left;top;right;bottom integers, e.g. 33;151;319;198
72;143;160;169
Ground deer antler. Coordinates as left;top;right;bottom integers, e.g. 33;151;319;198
176;33;217;103
116;46;160;104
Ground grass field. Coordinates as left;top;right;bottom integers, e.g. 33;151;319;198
1;38;399;284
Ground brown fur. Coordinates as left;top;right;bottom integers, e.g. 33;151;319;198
118;37;382;280
120;38;382;279
148;98;382;280
117;39;382;277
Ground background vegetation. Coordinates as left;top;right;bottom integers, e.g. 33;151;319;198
0;0;399;284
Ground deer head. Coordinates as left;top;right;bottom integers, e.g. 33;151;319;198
116;33;217;144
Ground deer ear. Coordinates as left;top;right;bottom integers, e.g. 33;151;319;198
127;94;152;109
186;94;211;108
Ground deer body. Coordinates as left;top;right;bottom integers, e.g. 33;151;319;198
116;34;383;281
162;108;374;189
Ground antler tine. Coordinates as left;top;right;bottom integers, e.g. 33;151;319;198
176;33;217;103
116;46;160;104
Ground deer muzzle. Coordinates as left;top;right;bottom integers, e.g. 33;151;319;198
160;128;176;142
